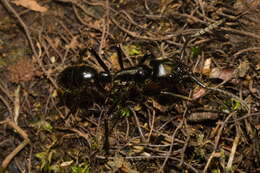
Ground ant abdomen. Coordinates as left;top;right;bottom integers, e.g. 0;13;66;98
57;65;98;91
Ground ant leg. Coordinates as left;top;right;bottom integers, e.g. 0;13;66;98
138;52;155;65
103;117;110;155
111;45;125;70
190;75;249;111
89;48;110;72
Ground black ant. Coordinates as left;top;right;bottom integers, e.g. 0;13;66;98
57;45;248;113
58;48;201;92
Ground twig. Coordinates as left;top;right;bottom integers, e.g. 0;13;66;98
1;140;29;170
0;0;38;57
147;109;155;142
98;0;109;65
221;27;260;40
203;112;235;173
35;42;58;89
234;47;260;57
226;131;240;170
96;155;198;173
130;107;146;142
191;19;225;38
159;121;183;172
111;17;173;41
0;119;30;170
160;91;193;101
69;128;92;148
228;112;260;123
14;85;20;124
0;94;12;116
178;135;191;167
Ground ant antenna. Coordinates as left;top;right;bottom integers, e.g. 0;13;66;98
89;48;110;72
111;45;125;70
138;52;155;65
190;75;249;111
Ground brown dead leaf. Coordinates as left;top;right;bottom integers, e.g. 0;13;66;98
238;61;250;77
192;87;207;100
12;0;48;12
187;112;219;122
209;67;235;81
202;58;212;75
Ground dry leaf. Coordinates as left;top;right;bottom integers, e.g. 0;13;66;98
192;87;207;100
238;61;250;77
202;58;212;75
209;67;235;81
12;0;48;12
187;112;219;122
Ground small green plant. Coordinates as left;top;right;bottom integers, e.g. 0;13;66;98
222;98;242;113
118;106;132;117
211;169;221;173
124;45;141;56
191;46;201;59
71;162;91;173
35;150;60;172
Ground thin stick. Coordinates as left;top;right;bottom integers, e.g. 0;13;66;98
221;27;260;40
130;107;146;142
226;132;240;170
1;119;30;170
178;135;191;167
203;112;235;172
0;0;38;57
159;121;183;172
1;140;29;170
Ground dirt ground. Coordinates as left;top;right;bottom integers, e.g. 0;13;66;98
0;0;259;172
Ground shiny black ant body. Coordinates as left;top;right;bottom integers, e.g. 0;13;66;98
57;65;111;91
58;48;203;93
57;46;247;112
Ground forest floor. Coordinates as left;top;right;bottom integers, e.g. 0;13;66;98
0;0;259;172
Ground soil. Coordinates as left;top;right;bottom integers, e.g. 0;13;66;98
0;0;259;172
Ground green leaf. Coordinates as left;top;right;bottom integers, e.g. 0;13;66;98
119;106;132;117
191;47;201;59
71;162;91;173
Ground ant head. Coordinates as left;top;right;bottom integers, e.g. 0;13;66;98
135;65;153;81
99;72;112;83
150;59;189;81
